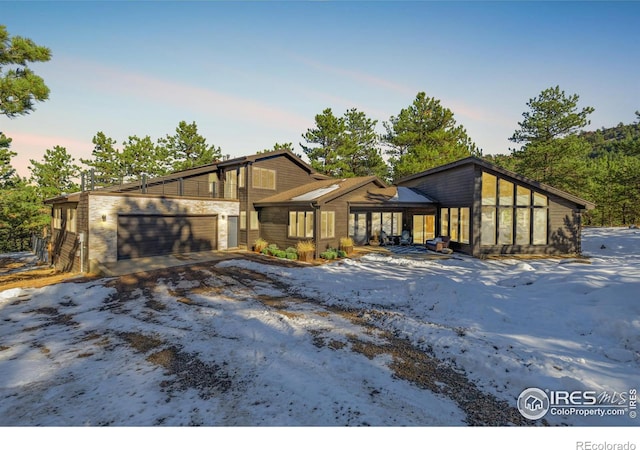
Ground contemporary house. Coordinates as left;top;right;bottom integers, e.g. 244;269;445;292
45;151;594;272
396;157;595;257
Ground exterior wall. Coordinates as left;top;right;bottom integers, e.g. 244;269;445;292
258;205;314;253
50;197;88;272
243;156;318;249
87;193;238;264
400;165;476;206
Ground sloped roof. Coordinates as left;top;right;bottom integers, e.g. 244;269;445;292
396;156;595;209
255;176;387;206
348;186;436;205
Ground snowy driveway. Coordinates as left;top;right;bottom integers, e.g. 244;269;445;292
0;227;638;426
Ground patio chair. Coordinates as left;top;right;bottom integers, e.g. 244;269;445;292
399;230;413;245
426;236;450;253
379;230;391;246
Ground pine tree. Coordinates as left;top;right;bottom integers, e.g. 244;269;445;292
158;121;221;172
29;145;81;199
81;132;123;187
301;108;345;176
0;25;51;118
383;92;479;180
0;131;16;186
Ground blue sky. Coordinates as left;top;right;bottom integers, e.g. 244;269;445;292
2;1;639;178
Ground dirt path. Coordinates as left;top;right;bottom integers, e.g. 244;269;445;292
104;259;540;426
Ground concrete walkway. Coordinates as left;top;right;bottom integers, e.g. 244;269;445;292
94;250;239;277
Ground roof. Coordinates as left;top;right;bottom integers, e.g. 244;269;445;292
396;156;596;209
255;176;388;207
348;186;436;206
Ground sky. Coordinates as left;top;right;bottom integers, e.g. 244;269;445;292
1;1;639;178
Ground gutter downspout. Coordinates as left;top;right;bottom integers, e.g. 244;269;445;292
312;202;321;259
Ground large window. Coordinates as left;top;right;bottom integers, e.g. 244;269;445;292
480;171;548;246
253;167;276;190
413;215;435;245
224;170;237;199
321;211;335;239
371;212;402;236
240;211;247;230
441;207;469;244
289;211;314;238
53;207;62;229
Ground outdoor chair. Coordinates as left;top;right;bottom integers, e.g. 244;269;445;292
379;230;391;246
426;236;451;253
400;230;413;245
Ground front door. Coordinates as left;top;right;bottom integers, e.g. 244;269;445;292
412;214;435;245
227;216;238;248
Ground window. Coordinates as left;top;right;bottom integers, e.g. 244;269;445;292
253;167;276;190
289;211;313;238
208;173;218;196
481;172;497;205
499;179;514;206
498;208;513;245
413;215;435;244
459;208;470;244
53;207;62;229
240;211;247;230
516;208;530;245
441;209;449;238
321;211;335;239
450;208;459;242
533;208;547;245
440;207;469;244
250;211;259;230
67;208;76;233
481;206;496;245
238;167;245;188
224;170;237;199
371;212;403;236
480;171;549;247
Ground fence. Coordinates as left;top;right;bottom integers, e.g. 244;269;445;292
31;234;49;264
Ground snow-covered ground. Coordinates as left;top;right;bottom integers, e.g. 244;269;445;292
0;227;638;437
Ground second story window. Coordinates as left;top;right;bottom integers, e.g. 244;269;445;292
224;170;237;199
253;167;276;190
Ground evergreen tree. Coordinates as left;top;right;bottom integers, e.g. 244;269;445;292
121;135;167;181
509;86;594;193
341;108;387;179
0;177;49;251
383;92;479;180
80;132;122;187
0;131;16;185
301;108;345;176
0;25;52;118
29;145;81;199
301;108;387;179
159;121;221;172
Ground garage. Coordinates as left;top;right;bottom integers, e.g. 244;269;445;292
117;214;217;260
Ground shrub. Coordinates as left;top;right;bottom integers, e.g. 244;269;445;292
285;247;298;254
320;249;339;260
296;240;315;253
254;237;268;253
285;251;298;260
273;249;287;258
266;244;279;256
339;237;354;247
337;249;347;258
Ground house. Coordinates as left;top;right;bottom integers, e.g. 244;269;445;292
44;151;595;272
396;156;595;257
253;176;436;254
45;149;325;272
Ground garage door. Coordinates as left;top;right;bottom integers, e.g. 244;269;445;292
117;214;217;260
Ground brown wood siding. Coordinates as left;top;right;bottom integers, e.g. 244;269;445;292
244;156;317;249
117;214;217;260
400;165;475;206
51;203;81;272
257;207;308;252
548;195;582;254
